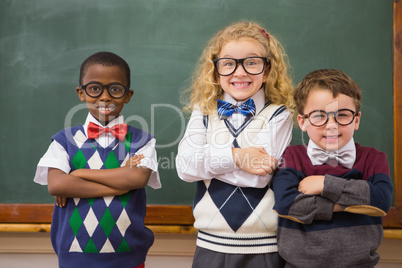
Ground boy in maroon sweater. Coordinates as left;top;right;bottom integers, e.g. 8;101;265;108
273;69;393;268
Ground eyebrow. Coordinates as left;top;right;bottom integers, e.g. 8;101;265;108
219;53;262;58
84;81;126;86
304;108;356;114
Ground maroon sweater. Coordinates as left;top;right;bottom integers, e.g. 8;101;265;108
273;143;393;268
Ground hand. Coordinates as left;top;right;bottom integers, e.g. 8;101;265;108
232;146;278;176
125;154;144;168
55;196;67;207
298;175;325;195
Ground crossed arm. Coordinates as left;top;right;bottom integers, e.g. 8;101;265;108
231;146;278;176
176;108;292;188
273;153;393;224
298;173;392;216
48;155;151;207
297;175;343;212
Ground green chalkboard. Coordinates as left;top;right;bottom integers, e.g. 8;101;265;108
0;0;393;205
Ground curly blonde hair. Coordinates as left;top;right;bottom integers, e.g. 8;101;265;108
182;20;295;115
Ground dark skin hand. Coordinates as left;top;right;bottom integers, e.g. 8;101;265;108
52;154;148;207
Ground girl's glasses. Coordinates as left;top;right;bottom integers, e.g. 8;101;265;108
213;57;269;76
80;82;129;99
302;109;359;127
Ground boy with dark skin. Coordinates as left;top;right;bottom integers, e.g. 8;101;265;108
34;52;160;268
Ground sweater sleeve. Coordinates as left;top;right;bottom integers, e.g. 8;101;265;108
273;147;335;224
321;150;393;217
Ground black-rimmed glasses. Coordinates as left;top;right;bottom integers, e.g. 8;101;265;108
80;82;129;99
302;109;359;127
213;57;269;76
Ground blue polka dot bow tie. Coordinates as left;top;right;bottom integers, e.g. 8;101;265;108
217;98;256;120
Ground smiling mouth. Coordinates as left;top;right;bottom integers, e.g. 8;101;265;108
97;105;116;111
325;135;340;139
232;82;251;87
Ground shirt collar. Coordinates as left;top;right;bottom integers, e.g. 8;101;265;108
307;138;356;164
223;88;265;114
83;113;125;137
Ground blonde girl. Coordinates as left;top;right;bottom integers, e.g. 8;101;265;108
176;21;295;268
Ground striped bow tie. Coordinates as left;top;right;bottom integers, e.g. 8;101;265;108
217;99;256;120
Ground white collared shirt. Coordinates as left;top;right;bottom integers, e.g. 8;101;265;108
176;89;293;188
34;113;161;189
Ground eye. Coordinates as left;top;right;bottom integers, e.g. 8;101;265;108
312;113;325;119
244;59;258;66
110;86;122;93
308;111;327;124
222;60;235;67
88;84;102;92
337;110;353;117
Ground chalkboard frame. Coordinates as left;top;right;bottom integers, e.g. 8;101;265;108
0;2;401;233
386;0;402;229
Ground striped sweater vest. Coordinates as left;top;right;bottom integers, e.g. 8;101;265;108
193;103;286;254
273;144;393;268
50;125;153;268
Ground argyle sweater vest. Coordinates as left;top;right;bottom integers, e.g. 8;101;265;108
193;103;286;254
50;125;153;268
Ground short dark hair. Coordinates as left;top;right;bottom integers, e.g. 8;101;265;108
294;69;362;115
79;52;131;87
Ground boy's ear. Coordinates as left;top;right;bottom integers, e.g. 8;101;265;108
124;89;134;104
76;87;85;102
354;111;361;131
297;114;308;132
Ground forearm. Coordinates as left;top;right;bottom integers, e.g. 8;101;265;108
289;194;335;224
71;166;151;190
323;174;391;216
177;108;290;187
321;150;393;216
218;113;293;187
273;168;335;224
177;131;276;187
177;143;270;187
48;168;126;198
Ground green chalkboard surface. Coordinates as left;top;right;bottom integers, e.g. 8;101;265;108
0;0;393;205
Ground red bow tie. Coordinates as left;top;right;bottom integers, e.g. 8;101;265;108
87;121;128;141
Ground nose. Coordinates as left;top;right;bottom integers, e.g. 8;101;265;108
325;114;338;129
99;86;111;100
233;63;247;76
